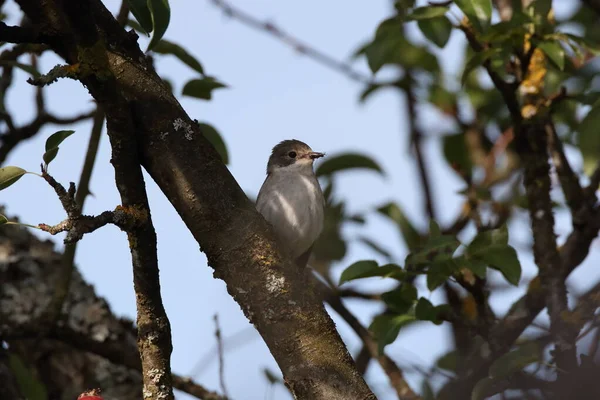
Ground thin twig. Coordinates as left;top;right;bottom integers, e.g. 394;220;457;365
214;315;229;399
403;74;436;221
208;0;372;84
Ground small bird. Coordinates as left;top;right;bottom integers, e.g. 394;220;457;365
256;139;325;268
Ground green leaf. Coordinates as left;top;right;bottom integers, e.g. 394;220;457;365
465;257;487;279
43;130;75;165
315;153;384;177
455;0;492;32
339;260;404;285
369;314;416;354
0;214;8;225
407;235;460;266
489;342;542;379
406;6;449;20
466;225;508;256
537;41;565;71
481;245;521;285
0;166;27;191
437;350;459;372
461;48;501;86
127;0;153;34
147;0;171;52
0;61;40;77
126;18;148;35
471;377;499;400
8;353;48;400
443;133;472;178
415;297;449;324
422;380;435;400
153;39;204;74
418;16;453;48
377;202;421;250
362;17;439;74
182;77;227;101
382;284;418;314
197;122;229;164
426;258;462;290
579;104;600;175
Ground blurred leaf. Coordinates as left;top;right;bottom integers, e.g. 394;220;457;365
579;104;600;175
0;61;40;77
339;260;404;285
422;380;435;400
126;0;153;34
369;314;416;354
357;236;393;259
406;6;449;20
466;225;509;255
0;166;27;191
407;235;460;266
481;245;521;285
428;84;457;114
361;17;439;74
455;0;492;32
0;214;8;225
471;377;498;400
147;0;171;51
429;219;442;237
263;368;282;385
197;122;228;164
359;82;396;103
415;297;449;324
418;16;453;48
462;48;501;86
8;353;48;400
489;342;542;379
126;18;148;35
377;202;421;250
43;130;75;166
382;284;417;314
537;40;565;71
153;39;204;74
443;133;472;178
465;226;519;284
437;350;459;372
182;77;227;100
465;257;487;279
316;153;384;177
426;258;461;290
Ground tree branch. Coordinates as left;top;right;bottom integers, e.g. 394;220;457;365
13;0;376;398
208;0;371;84
546;122;584;214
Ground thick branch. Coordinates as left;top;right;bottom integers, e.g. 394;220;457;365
13;0;376;398
516;120;576;380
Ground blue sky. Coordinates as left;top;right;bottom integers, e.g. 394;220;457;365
2;1;598;399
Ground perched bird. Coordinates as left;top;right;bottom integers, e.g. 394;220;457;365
256;139;325;268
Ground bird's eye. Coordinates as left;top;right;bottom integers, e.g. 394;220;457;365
288;151;297;158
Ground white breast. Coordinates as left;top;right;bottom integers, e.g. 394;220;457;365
256;168;324;258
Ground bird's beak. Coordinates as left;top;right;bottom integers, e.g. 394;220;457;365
309;152;325;160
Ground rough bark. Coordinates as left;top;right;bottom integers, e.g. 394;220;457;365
10;0;375;398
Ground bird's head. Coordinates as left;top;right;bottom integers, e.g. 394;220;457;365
266;139;324;174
